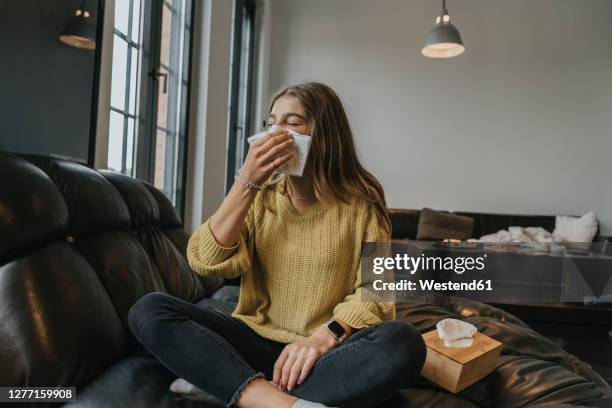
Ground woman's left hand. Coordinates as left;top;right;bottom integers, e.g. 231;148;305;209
272;326;338;392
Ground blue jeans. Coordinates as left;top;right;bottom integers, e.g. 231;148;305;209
127;292;426;408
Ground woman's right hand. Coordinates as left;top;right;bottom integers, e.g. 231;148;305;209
241;128;295;185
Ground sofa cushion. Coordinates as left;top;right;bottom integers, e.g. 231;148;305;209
416;208;474;241
0;242;127;387
23;154;131;237
553;212;599;243
0;152;69;264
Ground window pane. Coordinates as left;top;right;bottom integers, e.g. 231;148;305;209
114;0;130;36
128;48;139;115
160;4;172;68
131;0;142;43
157;67;169;129
152;0;190;209
108;111;125;172
126;117;135;175
237;6;252;132
154;129;167;190
111;36;128;110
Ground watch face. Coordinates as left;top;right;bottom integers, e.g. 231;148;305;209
328;321;345;338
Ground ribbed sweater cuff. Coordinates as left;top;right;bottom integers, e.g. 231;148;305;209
334;306;378;330
195;219;240;265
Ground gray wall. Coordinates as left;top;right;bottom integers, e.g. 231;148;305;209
264;0;612;235
0;0;99;162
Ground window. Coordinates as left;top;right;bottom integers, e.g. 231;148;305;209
226;0;256;192
108;0;195;217
151;0;193;213
109;0;143;175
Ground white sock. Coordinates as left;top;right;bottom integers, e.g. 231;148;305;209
171;379;336;407
169;378;226;406
291;399;336;408
169;378;195;394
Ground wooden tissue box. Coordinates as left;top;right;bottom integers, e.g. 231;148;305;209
421;330;502;393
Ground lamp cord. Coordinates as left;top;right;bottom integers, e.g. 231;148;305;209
442;0;448;15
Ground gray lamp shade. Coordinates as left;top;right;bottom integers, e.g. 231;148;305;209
59;14;96;50
421;21;465;58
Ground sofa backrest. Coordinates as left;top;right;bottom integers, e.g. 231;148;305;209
0;152;222;387
389;208;564;240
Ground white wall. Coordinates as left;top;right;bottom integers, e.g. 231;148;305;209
262;0;612;235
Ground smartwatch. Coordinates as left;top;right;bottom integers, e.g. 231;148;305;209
322;320;346;343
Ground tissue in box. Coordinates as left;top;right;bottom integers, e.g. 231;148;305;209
436;318;477;348
421;330;502;393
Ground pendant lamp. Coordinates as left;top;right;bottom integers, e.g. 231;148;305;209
422;0;465;59
59;0;96;50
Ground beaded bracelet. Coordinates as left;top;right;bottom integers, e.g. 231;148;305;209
234;173;261;191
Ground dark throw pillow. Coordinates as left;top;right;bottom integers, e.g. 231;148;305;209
416;208;475;241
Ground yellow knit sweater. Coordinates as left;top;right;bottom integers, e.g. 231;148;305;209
186;177;395;344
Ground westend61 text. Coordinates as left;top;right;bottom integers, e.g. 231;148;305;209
373;279;493;292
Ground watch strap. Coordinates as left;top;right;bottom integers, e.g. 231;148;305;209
323;320;346;343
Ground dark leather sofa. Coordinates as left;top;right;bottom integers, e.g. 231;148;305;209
388;208;609;242
1;151;610;407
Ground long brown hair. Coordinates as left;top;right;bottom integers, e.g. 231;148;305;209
261;82;391;236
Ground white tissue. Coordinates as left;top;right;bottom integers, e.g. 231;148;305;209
436;318;477;348
247;125;312;177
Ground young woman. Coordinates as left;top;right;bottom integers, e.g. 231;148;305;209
128;82;425;408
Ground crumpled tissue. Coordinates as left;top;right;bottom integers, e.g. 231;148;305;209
436;318;477;348
247;124;312;177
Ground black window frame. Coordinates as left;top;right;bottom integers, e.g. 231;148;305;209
109;0;142;175
226;0;256;193
136;0;195;218
88;0;107;168
109;0;195;219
